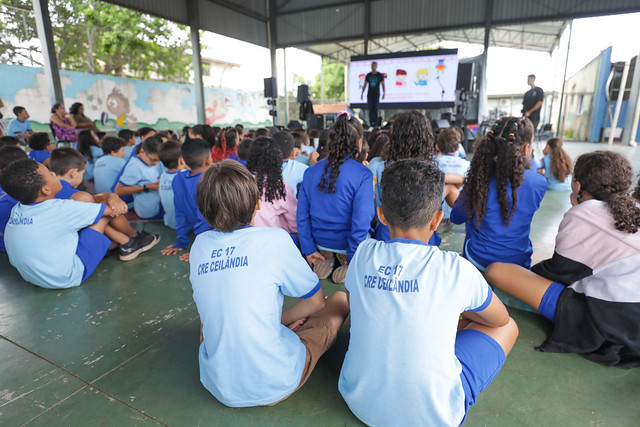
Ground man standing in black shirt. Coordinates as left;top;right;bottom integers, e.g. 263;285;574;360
522;74;544;133
361;62;385;127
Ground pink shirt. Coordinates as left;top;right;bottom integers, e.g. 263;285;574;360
254;182;298;234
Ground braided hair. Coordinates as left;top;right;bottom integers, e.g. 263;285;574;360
246;137;286;203
387;111;435;162
464;116;533;226
318;113;360;193
573;151;640;234
546;138;572;182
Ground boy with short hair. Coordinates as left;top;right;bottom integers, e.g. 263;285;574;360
118;129;136;160
7;106;33;142
273;131;307;197
339;159;518;426
161;138;212;260
189;160;349;407
27;132;54;167
158;140;187;230
49;147;160;261
0;146;28;252
292;131;311;166
114;136;163;219
94;136;127;194
0;136;22;148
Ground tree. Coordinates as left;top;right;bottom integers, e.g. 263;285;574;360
0;0;194;82
310;58;344;101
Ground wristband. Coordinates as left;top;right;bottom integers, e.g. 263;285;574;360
143;184;148;192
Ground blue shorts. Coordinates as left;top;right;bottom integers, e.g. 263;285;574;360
538;282;565;322
456;329;506;425
76;228;111;282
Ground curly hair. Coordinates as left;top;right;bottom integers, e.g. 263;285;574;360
573;151;640;234
546;138;572;182
464;116;533;226
246;137;286;203
318;114;360;193
633;176;640;202
387;111;435;162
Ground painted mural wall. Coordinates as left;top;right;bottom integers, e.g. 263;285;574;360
0;64;272;132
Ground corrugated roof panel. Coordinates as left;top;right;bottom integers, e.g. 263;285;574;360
492;0;640;22
276;3;365;46
276;0;332;14
102;0;189;24
199;0;268;47
234;0;267;16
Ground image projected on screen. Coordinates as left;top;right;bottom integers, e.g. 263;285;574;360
349;49;459;109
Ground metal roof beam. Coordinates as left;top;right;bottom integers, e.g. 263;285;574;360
204;0;267;22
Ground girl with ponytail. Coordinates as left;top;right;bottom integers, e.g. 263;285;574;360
486;151;640;366
540;138;572;191
450;116;547;271
297;113;374;284
211;127;240;163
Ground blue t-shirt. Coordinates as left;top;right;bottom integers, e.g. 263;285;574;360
83;146;104;181
54;180;80;200
450;168;547;270
28;150;50;164
281;159;308;198
297;157;374;262
4;198;105;289
190;226;321;407
159;170;181;230
124;145;135;161
339;238;491;426
230;152;247;167
543;154;571;191
94;155;126;194
0;187;18;252
172;170;209;249
118;156;161;219
7;118;32;137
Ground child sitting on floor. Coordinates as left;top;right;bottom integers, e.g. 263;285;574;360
450;117;547;271
0;136;22;148
27;132;53;167
211;127;239;163
297;113;374;284
0;145;28;252
539;138;572;191
161;138;212;261
76;129;103;182
94;136;127;194
273;131;307;197
486;151;640;367
118;129;136;160
0;158;153;289
189;159;349;407
246;137;297;234
114;136;163;219
339;159;517;426
49;147;160;261
235;138;252;167
436;127;470;233
158;140;187;230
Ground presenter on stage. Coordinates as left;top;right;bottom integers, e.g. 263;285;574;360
361;62;385;127
522;74;543;133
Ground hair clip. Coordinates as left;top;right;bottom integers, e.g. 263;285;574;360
338;109;351;120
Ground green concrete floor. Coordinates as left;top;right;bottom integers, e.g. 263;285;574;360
1;142;640;426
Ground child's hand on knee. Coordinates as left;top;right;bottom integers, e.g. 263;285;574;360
306;251;326;266
179;252;190;263
286;317;307;332
161;245;182;256
106;194;128;216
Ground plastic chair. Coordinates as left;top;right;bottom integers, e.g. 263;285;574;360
49;123;74;147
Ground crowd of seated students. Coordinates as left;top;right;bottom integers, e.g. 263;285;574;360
1;110;640;425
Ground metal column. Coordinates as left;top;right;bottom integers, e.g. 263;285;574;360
363;0;371;55
32;0;63;106
187;0;206;125
284;48;289;125
609;60;630;145
622;53;640;146
321;57;325;103
557;21;573;138
477;0;493;122
268;0;279;125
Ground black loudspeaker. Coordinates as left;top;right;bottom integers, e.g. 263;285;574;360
297;85;309;103
308;114;324;130
456;63;474;91
264;77;277;98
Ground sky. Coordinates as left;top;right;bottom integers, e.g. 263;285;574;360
201;11;640;99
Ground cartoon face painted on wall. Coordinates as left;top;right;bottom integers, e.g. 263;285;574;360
106;88;130;117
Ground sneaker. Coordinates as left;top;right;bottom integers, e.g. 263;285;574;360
312;250;334;280
119;233;161;261
332;253;348;284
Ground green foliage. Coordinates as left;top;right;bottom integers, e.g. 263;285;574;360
0;0;194;82
311;58;344;101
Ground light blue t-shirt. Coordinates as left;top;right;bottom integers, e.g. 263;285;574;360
6;118;32;137
159;170;181;229
94;155;126;194
124;145;135;161
543;154;571;191
4;198;105;289
281;159;307;197
368;157;386;208
300;145;315;155
83;146;104;181
118;156;161;219
190;226;321;407
339;238;491;426
436;154;470;220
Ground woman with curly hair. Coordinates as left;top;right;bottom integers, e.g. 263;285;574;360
247;137;297;235
450;117;547;271
540;138;572;191
297;113;374;284
486;151;640;366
